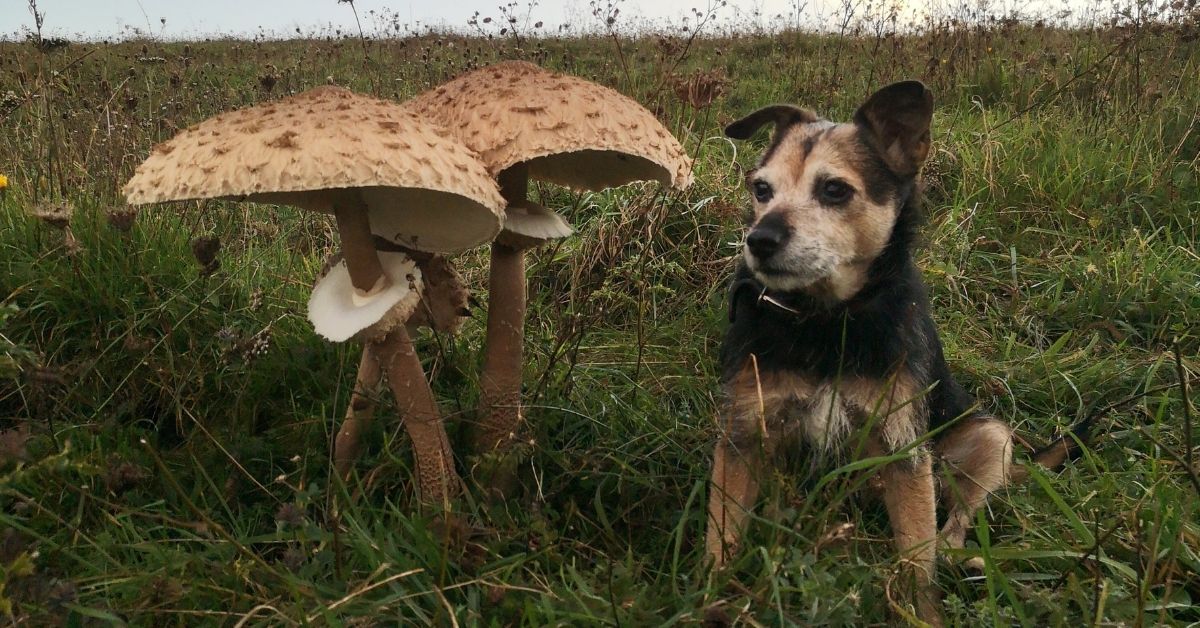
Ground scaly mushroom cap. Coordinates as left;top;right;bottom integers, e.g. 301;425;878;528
124;85;505;254
407;61;693;192
309;251;422;343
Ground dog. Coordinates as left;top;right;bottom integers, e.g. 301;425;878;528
704;81;1086;624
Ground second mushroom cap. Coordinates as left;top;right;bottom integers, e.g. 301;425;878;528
407;61;693;192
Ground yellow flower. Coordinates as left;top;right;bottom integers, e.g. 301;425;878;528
0;174;8;190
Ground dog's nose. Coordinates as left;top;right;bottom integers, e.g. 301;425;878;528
747;223;787;259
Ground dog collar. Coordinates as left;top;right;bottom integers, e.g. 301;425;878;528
758;289;806;316
728;277;810;322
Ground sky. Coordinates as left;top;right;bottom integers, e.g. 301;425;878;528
3;0;1100;40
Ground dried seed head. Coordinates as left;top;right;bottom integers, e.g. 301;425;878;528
280;545;305;572
47;580;79;610
63;228;82;257
672;69;729;110
30;200;73;229
259;64;278;92
190;235;221;276
216;327;239;346
105;206;138;232
274;502;305;528
105;459;149;495
0;424;32;466
0;91;20;115
239;329;271;362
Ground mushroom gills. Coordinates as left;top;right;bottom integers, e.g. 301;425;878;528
524;150;678;191
308;251;423;343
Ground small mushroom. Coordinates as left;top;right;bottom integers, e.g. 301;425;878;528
123;86;504;506
308;251;423;344
408;62;692;457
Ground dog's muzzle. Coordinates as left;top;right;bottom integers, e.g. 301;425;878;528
744;213;838;290
745;212;790;261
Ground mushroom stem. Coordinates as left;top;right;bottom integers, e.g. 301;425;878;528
333;345;383;481
475;164;531;454
333;199;389;300
372;325;460;506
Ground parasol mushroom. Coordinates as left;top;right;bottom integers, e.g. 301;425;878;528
407;61;693;456
123;85;504;505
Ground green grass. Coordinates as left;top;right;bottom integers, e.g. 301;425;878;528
2;12;1199;626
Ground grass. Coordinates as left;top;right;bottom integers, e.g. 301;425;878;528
1;5;1199;625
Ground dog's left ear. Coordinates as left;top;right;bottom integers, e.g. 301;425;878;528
853;81;934;177
725;104;817;141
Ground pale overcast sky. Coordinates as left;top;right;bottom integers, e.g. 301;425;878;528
3;0;1101;40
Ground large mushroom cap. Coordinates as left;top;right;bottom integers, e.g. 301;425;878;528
124;85;505;254
407;61;693;192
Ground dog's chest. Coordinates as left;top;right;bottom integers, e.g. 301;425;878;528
774;382;857;452
728;365;923;455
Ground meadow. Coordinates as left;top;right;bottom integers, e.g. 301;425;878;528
1;2;1199;624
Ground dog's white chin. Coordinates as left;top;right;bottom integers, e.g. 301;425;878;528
745;252;831;292
752;270;822;291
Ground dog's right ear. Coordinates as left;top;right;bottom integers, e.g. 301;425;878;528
725;105;817;141
853;81;934;177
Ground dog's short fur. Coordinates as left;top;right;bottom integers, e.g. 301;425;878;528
705;82;1012;624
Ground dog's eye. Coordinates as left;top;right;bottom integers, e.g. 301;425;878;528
751;180;773;203
819;179;853;205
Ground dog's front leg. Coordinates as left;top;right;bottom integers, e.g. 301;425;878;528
879;452;942;626
705;430;764;568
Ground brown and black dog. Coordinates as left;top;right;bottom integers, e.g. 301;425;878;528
705;82;1085;624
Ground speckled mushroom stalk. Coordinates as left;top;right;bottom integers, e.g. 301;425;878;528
334;254;471;485
334;345;383;480
311;249;465;504
476;165;534;452
333;335;456;503
310;249;467;505
375;327;459;504
332;199;389;300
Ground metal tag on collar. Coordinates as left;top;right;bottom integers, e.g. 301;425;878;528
758;288;805;316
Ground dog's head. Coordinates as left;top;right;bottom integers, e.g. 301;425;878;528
727;81;933;302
